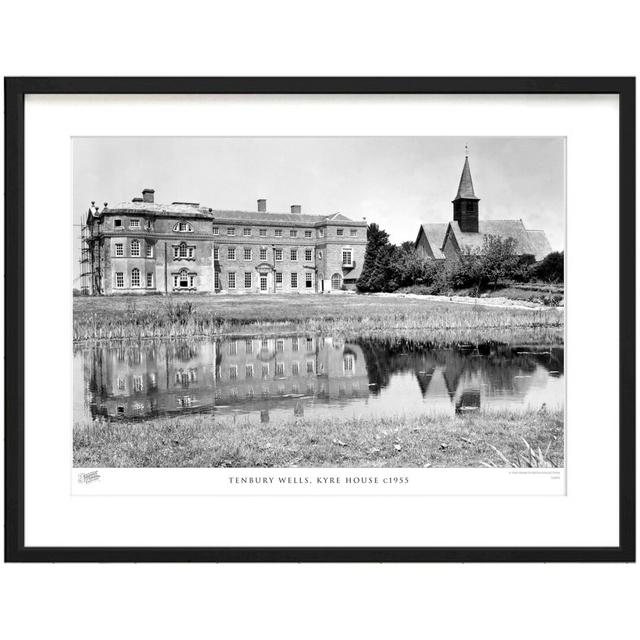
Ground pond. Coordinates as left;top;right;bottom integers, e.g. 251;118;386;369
74;335;564;425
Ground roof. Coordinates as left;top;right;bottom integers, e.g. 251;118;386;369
454;156;479;201
100;201;364;225
325;212;352;221
101;201;215;219
526;230;553;261
208;209;362;225
418;223;448;259
448;220;552;260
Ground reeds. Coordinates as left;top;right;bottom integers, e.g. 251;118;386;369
73;295;564;344
482;437;558;468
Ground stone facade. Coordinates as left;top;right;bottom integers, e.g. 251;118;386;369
84;191;368;295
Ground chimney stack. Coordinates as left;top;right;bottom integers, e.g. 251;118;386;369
257;198;267;213
142;188;155;203
290;204;302;214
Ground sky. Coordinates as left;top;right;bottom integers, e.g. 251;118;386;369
73;136;565;282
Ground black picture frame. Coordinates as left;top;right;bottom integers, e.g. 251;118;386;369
4;77;635;563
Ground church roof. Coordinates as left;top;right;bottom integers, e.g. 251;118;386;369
448;220;552;260
454;156;479;201
418;223;448;259
526;230;553;261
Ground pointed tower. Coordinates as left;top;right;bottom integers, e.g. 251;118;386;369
452;150;480;232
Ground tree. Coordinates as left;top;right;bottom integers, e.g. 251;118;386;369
388;244;425;289
478;235;519;289
442;236;519;296
356;223;393;292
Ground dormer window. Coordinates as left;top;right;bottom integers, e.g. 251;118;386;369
173;221;193;232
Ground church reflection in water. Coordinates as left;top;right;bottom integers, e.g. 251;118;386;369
76;336;564;422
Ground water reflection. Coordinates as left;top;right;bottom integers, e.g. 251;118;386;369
74;336;564;424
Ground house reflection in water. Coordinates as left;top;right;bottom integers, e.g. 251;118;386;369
76;337;564;422
81;336;369;420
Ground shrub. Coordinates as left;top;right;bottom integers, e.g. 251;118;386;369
511;255;536;283
357;226;541;295
530;251;564;283
415;259;444;287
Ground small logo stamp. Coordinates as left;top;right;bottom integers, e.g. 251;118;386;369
78;470;101;484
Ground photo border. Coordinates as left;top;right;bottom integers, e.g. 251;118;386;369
4;77;635;562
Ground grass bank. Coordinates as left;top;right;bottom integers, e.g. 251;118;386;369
458;283;564;306
398;281;565;306
74;408;564;468
73;294;564;345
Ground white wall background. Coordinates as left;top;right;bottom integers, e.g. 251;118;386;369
1;1;638;639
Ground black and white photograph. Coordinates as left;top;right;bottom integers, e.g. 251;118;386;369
73;136;565;471
4;76;634;566
3;2;638;635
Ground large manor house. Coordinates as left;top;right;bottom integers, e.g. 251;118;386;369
82;192;367;295
81;154;552;296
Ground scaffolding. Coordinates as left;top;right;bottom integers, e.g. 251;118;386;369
77;209;103;296
79;213;92;295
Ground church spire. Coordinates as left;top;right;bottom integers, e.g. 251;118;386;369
454;152;479;201
452;149;480;232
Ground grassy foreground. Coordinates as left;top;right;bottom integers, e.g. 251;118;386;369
74;408;564;469
73;293;564;344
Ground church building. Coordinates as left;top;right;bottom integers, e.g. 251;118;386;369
415;154;552;262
